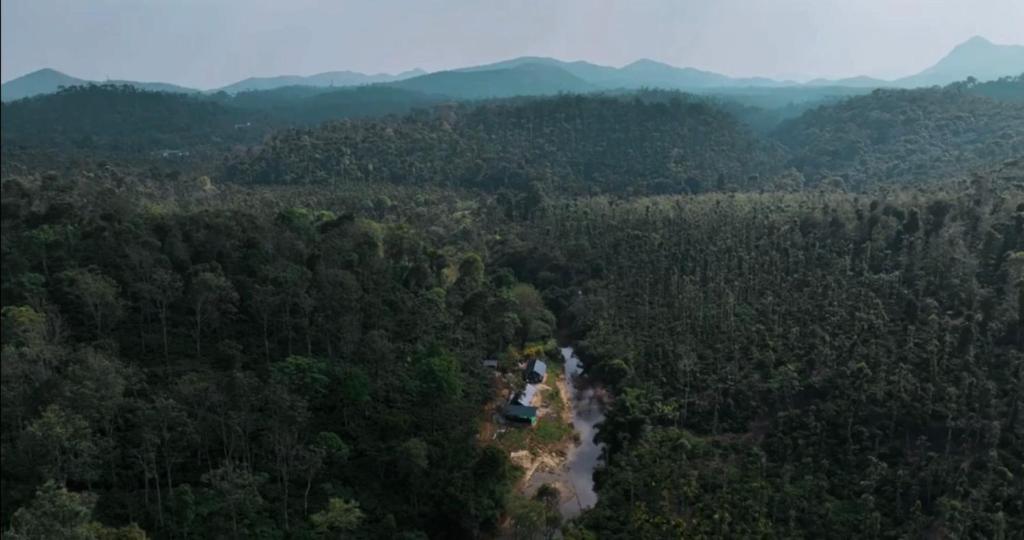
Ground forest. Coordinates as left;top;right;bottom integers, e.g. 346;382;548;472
1;75;1022;539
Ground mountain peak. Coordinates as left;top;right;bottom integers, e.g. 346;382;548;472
2;68;85;101
623;59;671;70
958;35;994;48
26;67;66;76
896;35;1024;87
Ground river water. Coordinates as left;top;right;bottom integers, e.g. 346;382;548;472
558;346;605;518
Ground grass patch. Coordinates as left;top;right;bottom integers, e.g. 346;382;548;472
544;386;564;415
497;426;530;450
534;417;572;445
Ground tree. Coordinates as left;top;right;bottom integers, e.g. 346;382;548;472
416;352;463;400
60;268;122;338
5;481;147;540
510;284;555;346
187;265;238;359
6;480;94;540
139;268;182;364
201;460;268;539
310;497;364;538
21;405;100;486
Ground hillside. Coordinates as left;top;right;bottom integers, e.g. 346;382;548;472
967;73;1024;102
0;84;267;160
458;56;789;89
1;68;199;101
218;68;426;94
775;83;1024;188
220;85;446;124
0;68;85;101
225;93;784;194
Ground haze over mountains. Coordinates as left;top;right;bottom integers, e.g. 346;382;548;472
2;35;1021;102
0;68;201;101
217;68;428;94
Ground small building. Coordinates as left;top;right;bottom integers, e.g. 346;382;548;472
524;359;547;384
511;384;538;407
503;404;538;425
481;358;499;370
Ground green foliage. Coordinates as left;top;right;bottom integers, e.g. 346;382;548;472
776;84;1024;189
225;94;784;195
310;498;364;536
509;180;1024;537
1;84;269;162
416;352;463;399
5;481;146;540
533;418;572;446
2;74;1022;540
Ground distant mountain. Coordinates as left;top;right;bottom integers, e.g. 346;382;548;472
106;80;199;95
1;68;199;101
387;63;597;99
217;69;426;94
459;57;795;90
896;36;1024;87
804;76;890;88
2;67;424;101
615;59;791;89
455;36;1022;94
458;57;623;85
5;36;1021;103
1;68;85;101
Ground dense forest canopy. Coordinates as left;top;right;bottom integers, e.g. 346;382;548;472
224;94;786;195
515;162;1024;537
1;74;1022;539
0;85;270;158
775;81;1024;190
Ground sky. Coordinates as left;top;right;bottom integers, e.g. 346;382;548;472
2;0;1022;88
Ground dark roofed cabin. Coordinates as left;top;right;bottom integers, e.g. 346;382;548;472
524;359;547;384
503;404;538;425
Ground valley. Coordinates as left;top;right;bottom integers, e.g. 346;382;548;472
1;15;1022;539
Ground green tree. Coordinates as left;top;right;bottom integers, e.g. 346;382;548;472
310;497;364;538
60;268;122;338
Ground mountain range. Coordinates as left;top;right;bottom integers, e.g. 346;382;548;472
3;36;1021;102
217;68;427;94
0;68;201;101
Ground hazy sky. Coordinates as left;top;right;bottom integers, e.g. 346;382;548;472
2;0;1022;88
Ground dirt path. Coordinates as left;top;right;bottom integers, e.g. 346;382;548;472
481;347;606;525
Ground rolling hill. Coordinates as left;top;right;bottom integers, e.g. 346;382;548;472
5;36;1020;103
224;93;785;193
774;84;1024;187
0;68;84;101
221;85;448;123
1;84;267;159
386;63;598;99
217;68;426;94
0;68;199;101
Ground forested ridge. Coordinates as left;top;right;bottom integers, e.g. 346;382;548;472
775;80;1024;189
0;86;271;161
224;94;785;195
1;77;1023;539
